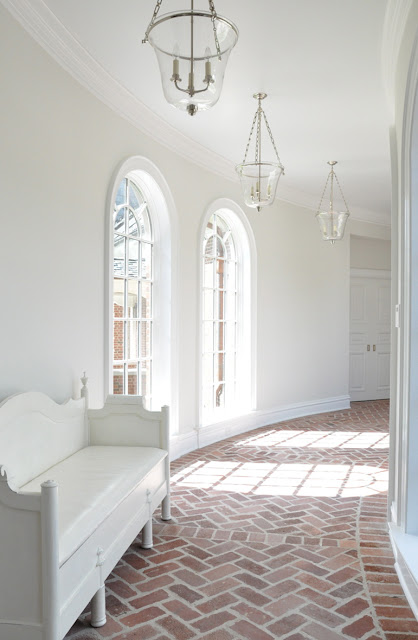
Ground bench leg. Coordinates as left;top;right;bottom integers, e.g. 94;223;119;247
161;495;171;521
91;584;106;628
141;517;153;549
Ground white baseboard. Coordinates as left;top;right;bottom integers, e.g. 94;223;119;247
170;395;350;460
170;430;198;461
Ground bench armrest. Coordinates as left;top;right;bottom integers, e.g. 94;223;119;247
88;395;169;452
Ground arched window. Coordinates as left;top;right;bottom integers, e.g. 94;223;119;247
107;157;178;419
200;201;256;424
112;177;153;406
202;213;237;412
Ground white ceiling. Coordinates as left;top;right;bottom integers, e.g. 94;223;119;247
33;0;391;224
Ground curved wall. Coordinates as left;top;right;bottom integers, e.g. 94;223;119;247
0;5;388;454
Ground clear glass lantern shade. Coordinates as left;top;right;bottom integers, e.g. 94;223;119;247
236;162;284;209
148;11;238;113
316;210;349;242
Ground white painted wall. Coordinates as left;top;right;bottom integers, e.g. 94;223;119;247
350;236;391;270
0;7;387;450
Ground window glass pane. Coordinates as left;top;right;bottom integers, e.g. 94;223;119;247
127;321;139;360
215;322;225;351
128;239;139;278
225;292;236;321
141;282;152;319
204;235;215;258
113;278;124;316
226;352;236;381
204;221;214;242
127;209;139;237
114;206;125;233
203;386;213;411
203;353;214;386
113;320;124;361
113;370;124;395
127;364;138;395
217;290;225;320
115;180;126;207
216;383;225;408
127;280;138;318
203;321;214;353
141;361;152;400
142;242;152;280
215;237;225;258
114;234;125;276
129;182;142;210
225;261;236;290
217;216;230;237
225;322;236;350
215;259;226;289
224;233;236;261
138;208;152;242
204;258;214;288
141;321;152;358
214;353;225;384
203;290;214;320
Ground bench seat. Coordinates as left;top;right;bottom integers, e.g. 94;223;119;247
0;388;171;639
20;446;168;564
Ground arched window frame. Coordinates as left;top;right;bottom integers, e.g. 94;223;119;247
106;157;178;425
198;198;257;427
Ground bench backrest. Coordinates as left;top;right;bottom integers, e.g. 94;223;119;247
0;392;87;489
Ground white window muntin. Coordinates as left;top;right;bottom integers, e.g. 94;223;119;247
112;176;153;407
202;212;238;415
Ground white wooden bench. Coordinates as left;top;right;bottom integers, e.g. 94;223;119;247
0;377;170;640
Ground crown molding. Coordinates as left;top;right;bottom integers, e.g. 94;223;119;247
382;0;415;121
1;0;391;229
0;0;237;180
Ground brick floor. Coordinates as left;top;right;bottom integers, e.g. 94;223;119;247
66;399;418;640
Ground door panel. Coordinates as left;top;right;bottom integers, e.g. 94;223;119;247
349;352;366;391
377;353;390;389
349;276;390;401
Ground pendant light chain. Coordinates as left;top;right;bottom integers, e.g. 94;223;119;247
316;173;331;213
334;172;350;213
143;0;221;59
316;166;350;214
255;104;261;163
241;96;283;167
142;0;164;43
208;0;222;59
242;110;259;164
262;111;283;166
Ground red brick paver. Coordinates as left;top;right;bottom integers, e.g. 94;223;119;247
66;400;418;640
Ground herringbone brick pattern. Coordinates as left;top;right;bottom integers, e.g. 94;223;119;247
66;400;418;640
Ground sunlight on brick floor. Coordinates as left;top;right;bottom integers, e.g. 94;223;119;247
66;400;418;640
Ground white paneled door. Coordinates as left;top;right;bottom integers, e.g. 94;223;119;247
349;274;391;401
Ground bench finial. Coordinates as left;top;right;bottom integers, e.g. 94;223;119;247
81;372;89;406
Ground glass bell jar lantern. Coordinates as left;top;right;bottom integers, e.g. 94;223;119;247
143;0;238;116
236;93;284;211
316;161;350;243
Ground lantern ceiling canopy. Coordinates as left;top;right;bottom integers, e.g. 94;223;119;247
236;93;285;212
316;161;350;243
143;0;238;116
